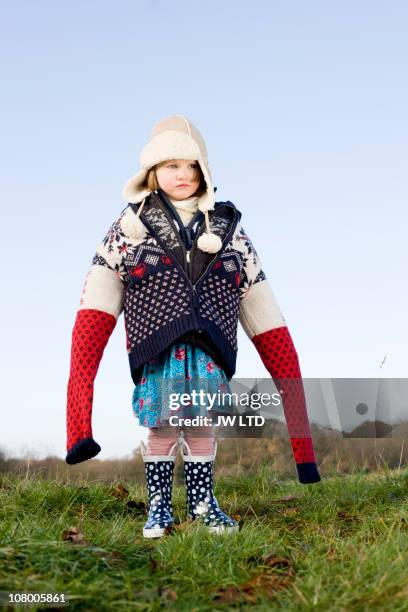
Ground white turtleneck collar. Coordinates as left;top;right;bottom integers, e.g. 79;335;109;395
168;195;200;226
168;195;199;212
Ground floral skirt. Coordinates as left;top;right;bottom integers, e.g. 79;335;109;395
132;342;233;427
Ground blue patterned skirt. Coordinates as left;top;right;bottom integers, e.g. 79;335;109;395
132;342;233;427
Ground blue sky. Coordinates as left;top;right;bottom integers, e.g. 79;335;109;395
1;0;407;459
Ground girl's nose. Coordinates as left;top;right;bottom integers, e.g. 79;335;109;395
176;168;189;180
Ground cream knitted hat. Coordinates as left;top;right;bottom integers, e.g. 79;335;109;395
122;115;222;254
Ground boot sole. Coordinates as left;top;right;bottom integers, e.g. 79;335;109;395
143;526;167;538
187;515;239;535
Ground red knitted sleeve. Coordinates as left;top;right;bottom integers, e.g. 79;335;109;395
66;309;117;464
252;326;315;454
236;222;320;484
252;326;320;482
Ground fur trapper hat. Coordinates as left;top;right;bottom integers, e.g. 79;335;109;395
122;115;222;254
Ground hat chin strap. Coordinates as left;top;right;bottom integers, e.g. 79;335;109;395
197;210;222;254
129;197;147;239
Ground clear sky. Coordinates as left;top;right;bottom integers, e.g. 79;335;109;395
1;0;407;460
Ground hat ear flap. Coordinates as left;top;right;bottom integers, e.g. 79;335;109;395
196;161;215;213
122;168;151;204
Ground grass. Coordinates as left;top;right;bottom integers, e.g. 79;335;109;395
1;466;408;611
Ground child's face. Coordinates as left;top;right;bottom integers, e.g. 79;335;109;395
155;159;201;200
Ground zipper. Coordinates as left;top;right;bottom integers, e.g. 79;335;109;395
141;193;201;318
186;250;199;310
139;198;193;291
185;239;201;310
185;227;192;283
142;192;239;317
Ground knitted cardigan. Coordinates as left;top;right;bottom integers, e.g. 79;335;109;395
66;192;320;484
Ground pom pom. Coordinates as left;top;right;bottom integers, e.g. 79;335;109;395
197;232;222;254
120;208;146;239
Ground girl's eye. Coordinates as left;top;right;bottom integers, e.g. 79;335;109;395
166;163;197;169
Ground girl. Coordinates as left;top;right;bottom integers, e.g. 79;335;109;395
66;115;320;538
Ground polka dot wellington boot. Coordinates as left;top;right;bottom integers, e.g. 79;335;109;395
180;439;238;535
140;439;178;538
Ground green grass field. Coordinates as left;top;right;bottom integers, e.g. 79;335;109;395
1;467;408;611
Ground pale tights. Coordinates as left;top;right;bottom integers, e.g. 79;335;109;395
146;424;215;456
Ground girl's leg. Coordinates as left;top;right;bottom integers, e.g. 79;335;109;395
146;424;181;455
182;424;215;455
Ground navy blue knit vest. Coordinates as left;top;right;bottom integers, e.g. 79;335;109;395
123;192;243;384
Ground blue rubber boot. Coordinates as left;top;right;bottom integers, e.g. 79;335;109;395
140;439;178;539
181;439;238;535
